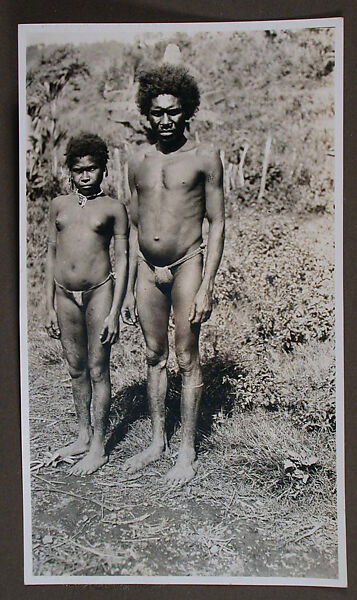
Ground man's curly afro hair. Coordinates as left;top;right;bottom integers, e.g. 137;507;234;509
65;133;109;170
136;63;200;119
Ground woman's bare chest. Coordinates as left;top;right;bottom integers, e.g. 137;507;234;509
55;205;112;235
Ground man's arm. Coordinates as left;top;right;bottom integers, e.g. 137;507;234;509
121;157;139;325
100;201;129;345
45;198;61;338
189;146;225;324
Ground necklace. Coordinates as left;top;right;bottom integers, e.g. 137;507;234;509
76;189;104;207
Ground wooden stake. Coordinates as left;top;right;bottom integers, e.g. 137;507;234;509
227;163;234;192
232;164;238;190
238;143;249;187
258;133;272;201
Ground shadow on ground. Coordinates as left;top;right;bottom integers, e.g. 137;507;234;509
106;356;244;454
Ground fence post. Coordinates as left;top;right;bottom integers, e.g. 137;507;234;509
238;142;249;187
258;133;272;201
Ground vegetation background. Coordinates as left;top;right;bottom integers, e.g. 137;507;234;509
25;27;340;578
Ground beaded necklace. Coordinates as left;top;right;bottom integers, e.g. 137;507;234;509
76;189;104;207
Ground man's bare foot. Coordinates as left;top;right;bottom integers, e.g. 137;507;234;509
122;443;165;474
68;446;108;476
49;431;92;463
165;449;197;486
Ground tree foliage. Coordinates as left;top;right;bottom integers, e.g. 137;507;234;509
26;46;90;202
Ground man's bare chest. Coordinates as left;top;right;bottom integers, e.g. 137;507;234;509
136;153;203;193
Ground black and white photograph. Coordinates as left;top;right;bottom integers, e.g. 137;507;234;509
19;19;345;585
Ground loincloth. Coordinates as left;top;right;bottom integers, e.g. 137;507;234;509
54;273;114;308
138;244;205;287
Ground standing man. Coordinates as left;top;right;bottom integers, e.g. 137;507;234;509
121;63;225;485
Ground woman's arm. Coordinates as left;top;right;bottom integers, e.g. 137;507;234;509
45;198;61;338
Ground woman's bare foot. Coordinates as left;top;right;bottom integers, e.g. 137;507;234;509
68;440;108;476
165;448;197;486
50;430;92;463
122;442;165;474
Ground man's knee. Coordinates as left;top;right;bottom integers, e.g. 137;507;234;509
89;362;109;384
146;347;168;369
175;347;199;374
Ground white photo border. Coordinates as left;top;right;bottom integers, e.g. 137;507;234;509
19;17;346;586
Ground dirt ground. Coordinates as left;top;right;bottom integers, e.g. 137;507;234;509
30;406;338;579
31;469;336;578
28;209;338;579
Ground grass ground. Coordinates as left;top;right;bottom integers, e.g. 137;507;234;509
30;382;337;577
28;205;338;578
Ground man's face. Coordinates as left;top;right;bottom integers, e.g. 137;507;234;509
148;95;186;144
71;155;104;196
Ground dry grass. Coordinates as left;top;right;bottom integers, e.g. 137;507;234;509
28;321;338;577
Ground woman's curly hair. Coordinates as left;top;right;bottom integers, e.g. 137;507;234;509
136;63;200;119
65;133;109;170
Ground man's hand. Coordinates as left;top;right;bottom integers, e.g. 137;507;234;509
189;286;213;324
45;308;61;339
100;313;120;345
121;292;138;326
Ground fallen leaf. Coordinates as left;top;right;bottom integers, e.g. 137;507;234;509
283;459;295;473
43;535;53;544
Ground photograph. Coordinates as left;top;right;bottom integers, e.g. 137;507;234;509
19;19;345;585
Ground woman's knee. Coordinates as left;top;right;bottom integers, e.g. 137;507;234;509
67;362;88;381
146;345;168;368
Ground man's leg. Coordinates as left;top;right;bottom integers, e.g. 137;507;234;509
122;260;171;473
55;288;92;459
69;281;113;475
167;254;203;485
